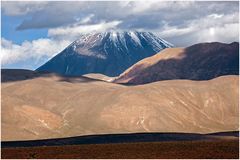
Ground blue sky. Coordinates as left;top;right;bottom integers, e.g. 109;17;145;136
1;1;239;70
2;15;48;44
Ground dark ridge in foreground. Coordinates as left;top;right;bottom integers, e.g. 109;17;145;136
1;69;103;83
1;69;40;82
2;131;238;148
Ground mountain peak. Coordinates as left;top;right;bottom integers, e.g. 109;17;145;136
37;31;172;76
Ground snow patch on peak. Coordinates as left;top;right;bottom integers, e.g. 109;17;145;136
109;31;118;44
72;45;77;51
129;31;142;47
117;32;128;52
111;32;117;38
68;31;173;56
37;30;173;77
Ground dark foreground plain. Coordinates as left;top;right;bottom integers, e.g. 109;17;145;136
2;139;239;159
1;132;239;159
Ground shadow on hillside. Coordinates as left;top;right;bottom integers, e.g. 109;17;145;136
2;42;239;84
116;42;239;85
1;69;102;84
2;131;239;148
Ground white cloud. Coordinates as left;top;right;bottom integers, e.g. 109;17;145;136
130;1;194;14
1;1;48;16
76;14;95;24
1;20;121;68
157;12;239;46
130;1;160;13
196;23;239;43
2;1;238;33
1;38;71;67
208;14;224;19
48;20;122;41
158;23;196;38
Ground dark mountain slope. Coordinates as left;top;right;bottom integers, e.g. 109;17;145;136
114;42;239;84
36;31;172;76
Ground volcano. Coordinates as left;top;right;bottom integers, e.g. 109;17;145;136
36;31;173;76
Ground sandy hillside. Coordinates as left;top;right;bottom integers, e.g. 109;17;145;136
114;42;239;84
1;70;239;141
82;73;116;82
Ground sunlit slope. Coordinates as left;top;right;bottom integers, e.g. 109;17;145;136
114;42;239;84
2;72;238;141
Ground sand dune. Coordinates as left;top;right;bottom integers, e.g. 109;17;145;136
1;70;239;141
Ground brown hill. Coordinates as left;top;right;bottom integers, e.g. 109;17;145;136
114;42;239;84
82;73;116;82
1;69;238;141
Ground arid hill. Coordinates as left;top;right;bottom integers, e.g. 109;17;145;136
1;70;239;141
82;73;115;82
114;42;239;84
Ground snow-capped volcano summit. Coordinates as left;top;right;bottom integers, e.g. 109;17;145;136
37;31;173;76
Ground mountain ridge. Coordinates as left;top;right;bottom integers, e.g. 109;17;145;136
114;42;239;84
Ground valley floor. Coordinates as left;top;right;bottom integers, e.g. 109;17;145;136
2;139;239;159
1;132;239;159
